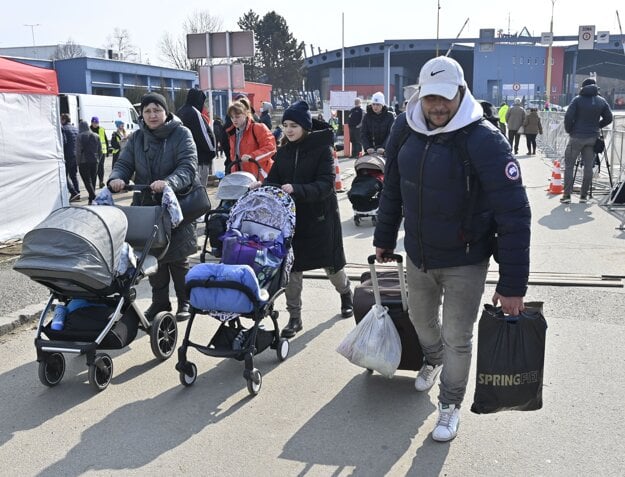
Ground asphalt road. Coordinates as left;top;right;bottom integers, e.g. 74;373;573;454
1;148;625;475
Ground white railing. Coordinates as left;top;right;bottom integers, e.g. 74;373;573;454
538;112;625;207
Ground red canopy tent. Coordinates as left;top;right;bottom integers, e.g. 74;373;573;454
0;57;66;242
0;57;59;95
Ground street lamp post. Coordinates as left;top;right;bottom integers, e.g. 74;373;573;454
436;0;441;56
545;0;556;107
23;23;40;46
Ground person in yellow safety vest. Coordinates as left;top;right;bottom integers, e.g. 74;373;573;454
110;120;128;167
497;102;509;137
90;116;110;188
328;111;339;142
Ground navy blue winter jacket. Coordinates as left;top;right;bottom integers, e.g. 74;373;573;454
564;84;613;137
374;95;531;297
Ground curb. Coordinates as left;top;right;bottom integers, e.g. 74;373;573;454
0;303;42;337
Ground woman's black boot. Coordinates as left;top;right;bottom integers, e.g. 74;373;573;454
340;291;354;318
176;301;191;322
281;316;303;338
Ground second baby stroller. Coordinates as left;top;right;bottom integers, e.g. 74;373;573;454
347;153;385;226
202;171;257;260
13;204;177;391
176;186;296;395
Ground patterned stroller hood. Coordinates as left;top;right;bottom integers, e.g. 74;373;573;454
226;185;296;240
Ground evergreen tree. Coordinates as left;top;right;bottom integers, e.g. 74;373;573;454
238;10;304;91
237;10;263;82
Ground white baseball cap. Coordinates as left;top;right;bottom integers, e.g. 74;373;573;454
418;56;465;100
371;92;385;105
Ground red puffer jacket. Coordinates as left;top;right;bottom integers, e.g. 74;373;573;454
227;120;276;179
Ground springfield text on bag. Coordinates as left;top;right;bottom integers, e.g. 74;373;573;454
478;371;540;386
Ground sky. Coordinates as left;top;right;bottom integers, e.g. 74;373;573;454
2;0;625;67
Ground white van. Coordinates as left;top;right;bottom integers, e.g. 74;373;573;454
59;93;140;141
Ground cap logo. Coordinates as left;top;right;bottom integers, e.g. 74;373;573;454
430;69;446;76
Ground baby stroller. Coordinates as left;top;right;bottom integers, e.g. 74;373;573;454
202;171;257;260
13;204;178;391
347;153;385;226
176;186;296;395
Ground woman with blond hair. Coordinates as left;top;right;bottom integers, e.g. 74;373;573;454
226;99;276;179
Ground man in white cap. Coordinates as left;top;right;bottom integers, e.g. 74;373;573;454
373;56;531;442
361;91;395;155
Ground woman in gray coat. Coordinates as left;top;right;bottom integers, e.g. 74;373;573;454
108;92;199;322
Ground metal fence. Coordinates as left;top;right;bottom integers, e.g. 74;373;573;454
539;112;625;209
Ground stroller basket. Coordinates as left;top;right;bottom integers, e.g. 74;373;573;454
43;303;139;349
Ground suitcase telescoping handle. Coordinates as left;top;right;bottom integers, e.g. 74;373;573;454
366;254;408;312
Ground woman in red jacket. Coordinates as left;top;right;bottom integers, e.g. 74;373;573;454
226;100;276;179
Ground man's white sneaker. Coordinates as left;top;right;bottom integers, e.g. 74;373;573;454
414;362;442;391
432;403;460;442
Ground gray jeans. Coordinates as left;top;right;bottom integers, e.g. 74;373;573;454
406;256;489;407
563;135;597;197
285;268;351;319
198;163;214;187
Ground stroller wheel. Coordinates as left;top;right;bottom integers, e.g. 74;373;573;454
179;362;197;387
276;338;289;362
150;312;178;361
354;216;361;226
38;353;65;387
246;368;262;396
88;353;113;392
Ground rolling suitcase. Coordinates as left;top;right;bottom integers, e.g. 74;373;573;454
353;254;423;371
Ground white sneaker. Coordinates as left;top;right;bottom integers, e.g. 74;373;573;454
414;362;442;391
432;403;460;442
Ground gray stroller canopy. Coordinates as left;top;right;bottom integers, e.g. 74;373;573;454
216;171;258;201
354;154;385;173
14;206;128;291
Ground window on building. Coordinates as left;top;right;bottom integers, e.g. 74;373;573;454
512;57;516;65
520;56;524;64
534;58;538;65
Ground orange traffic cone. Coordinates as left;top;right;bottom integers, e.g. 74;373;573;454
548;160;564;194
333;150;345;192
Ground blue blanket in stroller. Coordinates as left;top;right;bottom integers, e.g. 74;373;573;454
186;263;266;315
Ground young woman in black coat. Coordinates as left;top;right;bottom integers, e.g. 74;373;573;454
260;101;353;338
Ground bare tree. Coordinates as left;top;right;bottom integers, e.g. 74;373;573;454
50;39;85;60
159;10;223;71
105;27;138;61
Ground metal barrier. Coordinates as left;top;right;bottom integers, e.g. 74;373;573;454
538;112;625;208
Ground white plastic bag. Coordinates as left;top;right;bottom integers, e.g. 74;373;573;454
336;304;402;378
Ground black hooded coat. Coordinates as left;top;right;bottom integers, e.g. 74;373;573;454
176;89;216;166
265;119;346;272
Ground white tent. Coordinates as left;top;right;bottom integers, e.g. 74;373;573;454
0;57;67;242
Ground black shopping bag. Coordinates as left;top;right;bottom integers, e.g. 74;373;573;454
471;302;547;414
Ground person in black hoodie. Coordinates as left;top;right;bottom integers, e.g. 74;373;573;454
176;88;217;186
75;120;101;204
361;92;395;155
259;100;353;338
561;77;613;204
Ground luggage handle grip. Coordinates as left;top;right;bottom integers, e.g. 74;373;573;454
366;254;408;311
367;253;402;265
